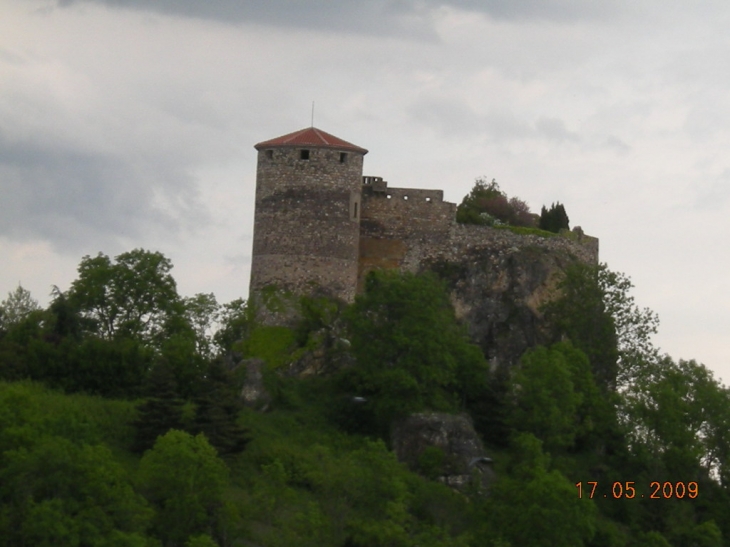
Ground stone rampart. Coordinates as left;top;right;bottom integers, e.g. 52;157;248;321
358;178;455;289
357;177;598;289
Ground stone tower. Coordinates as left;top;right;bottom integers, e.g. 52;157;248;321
250;127;368;302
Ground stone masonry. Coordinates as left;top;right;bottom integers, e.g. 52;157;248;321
249;127;599;304
250;127;366;303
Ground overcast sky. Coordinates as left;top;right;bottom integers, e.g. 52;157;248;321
2;0;730;381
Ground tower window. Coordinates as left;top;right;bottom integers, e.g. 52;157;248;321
339;152;348;163
300;149;310;160
353;201;358;219
266;150;273;160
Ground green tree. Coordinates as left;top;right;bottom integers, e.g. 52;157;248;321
132;363;185;454
157;331;208;399
67;335;152;397
635;531;672;547
185;534;218;547
469;366;512;448
599;267;660;389
538;202;570;233
484;433;596;547
456;178;535;227
622;356;730;481
138;430;229;546
0;435;153;546
543;263;660;392
68;249;183;348
213;298;251;356
183;293;219;360
0;285;41;332
0;309;47;381
0;296;152;397
191;361;249;456
542;263;619;390
338;271;488;437
509;344;582;452
47;286;84;341
456;178;504;225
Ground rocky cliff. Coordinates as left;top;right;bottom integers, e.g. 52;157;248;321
391;412;496;493
421;227;598;371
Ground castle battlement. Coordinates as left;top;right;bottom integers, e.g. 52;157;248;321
363;176;445;203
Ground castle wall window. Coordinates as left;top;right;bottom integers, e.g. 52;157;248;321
340;152;348;163
353;201;358;219
266;150;273;160
300;149;310;160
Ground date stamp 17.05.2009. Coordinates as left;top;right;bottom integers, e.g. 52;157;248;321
576;481;698;499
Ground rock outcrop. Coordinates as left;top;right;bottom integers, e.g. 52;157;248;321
240;358;271;411
391;412;495;493
423;229;593;370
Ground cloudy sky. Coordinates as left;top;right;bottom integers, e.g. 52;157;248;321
2;0;729;381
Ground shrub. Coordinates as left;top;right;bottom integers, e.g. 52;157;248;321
457;178;536;228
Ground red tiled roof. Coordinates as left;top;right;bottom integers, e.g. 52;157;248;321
255;127;368;154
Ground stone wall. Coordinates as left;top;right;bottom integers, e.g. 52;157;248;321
357;177;598;288
358;178;455;290
250;146;365;302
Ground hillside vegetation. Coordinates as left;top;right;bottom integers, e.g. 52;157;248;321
1;238;729;545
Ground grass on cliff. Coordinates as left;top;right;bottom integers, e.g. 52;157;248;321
493;224;557;238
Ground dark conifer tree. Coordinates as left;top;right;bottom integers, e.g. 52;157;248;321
132;363;185;453
539;202;570;233
470;367;511;448
48;287;83;341
192;361;249;455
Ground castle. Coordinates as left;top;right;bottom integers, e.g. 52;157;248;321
249;126;599;303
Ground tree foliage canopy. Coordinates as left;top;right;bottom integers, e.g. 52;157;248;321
337;270;488;436
139;430;230;546
68;249;182;348
456;178;536;227
0;285;41;332
483;434;597;547
543;262;660;392
2;246;730;546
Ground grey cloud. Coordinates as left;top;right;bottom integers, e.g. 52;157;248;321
0;134;207;251
56;0;439;38
693;168;730;211
55;0;631;35
409;98;586;145
409;98;486;137
485;112;533;141
409;97;533;141
450;0;629;22
535;116;580;143
602;135;631;154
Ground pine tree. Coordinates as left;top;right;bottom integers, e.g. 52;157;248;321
132;363;185;453
192;361;249;455
539;202;570;233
